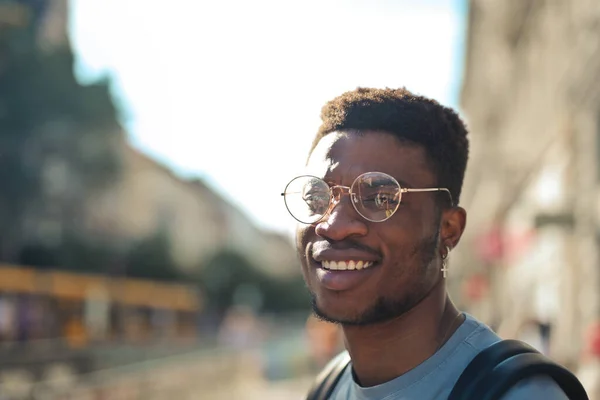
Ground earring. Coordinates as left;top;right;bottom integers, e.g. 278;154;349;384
441;246;451;278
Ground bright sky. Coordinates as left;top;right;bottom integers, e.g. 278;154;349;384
68;0;467;238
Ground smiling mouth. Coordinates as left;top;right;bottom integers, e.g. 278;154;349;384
320;260;375;271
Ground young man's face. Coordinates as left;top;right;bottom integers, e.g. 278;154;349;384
296;130;448;325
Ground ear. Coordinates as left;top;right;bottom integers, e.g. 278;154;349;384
440;206;467;249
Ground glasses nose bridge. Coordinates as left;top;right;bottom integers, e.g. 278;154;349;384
321;184;356;222
330;185;352;203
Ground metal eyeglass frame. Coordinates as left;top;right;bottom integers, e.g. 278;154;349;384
281;171;454;224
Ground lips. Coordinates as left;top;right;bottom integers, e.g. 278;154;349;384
311;248;381;291
315;263;379;292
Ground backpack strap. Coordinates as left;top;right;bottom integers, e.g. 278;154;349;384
448;339;538;400
474;352;589;400
448;339;589;400
305;351;351;400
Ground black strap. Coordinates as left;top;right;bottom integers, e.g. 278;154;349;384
305;351;351;400
448;339;589;400
474;352;589;400
448;339;538;400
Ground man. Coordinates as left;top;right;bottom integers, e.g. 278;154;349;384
281;88;569;399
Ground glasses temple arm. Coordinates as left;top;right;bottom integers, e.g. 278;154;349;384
403;188;454;206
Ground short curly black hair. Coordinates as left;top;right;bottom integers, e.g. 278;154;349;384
310;87;469;206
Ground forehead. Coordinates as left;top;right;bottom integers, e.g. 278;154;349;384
306;131;434;185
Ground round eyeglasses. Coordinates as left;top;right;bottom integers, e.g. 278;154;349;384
281;171;453;224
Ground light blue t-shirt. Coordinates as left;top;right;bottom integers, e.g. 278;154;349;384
328;313;569;399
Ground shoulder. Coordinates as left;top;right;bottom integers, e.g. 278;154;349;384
500;376;569;400
459;313;503;351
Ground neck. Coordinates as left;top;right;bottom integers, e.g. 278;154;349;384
341;283;463;387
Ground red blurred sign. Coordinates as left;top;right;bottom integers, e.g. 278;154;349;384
586;322;600;358
476;227;504;263
475;226;535;265
462;274;489;302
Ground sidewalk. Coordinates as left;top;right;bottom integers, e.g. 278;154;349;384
206;376;313;400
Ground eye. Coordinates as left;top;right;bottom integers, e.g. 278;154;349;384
375;193;388;207
363;192;399;209
303;192;330;213
376;193;396;207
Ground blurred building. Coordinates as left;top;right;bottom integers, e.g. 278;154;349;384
0;0;301;350
457;0;600;371
0;0;300;279
84;138;299;279
0;1;306;396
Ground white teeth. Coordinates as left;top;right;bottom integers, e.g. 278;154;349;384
321;261;374;271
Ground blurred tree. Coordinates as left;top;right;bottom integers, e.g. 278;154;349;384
201;250;262;314
18;242;59;268
261;274;310;314
201;250;310;316
16;231;184;283
126;231;182;282
18;234;114;274
0;22;122;263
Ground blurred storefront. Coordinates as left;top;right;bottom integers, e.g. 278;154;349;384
0;264;202;345
457;0;600;378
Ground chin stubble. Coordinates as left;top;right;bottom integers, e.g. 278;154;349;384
311;228;441;327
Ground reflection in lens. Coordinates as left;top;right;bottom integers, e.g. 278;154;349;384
353;172;401;222
284;176;331;224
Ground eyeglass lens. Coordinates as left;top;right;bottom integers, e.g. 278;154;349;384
283;172;401;224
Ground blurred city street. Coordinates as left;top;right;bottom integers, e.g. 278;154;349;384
2;0;600;398
212;377;312;400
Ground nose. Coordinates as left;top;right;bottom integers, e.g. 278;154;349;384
315;191;368;241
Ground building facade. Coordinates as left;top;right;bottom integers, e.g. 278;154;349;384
458;0;600;373
85;139;299;279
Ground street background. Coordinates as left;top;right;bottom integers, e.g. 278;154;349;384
2;0;600;398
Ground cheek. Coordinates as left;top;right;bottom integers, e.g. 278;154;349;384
395;204;437;236
296;225;313;261
296;226;315;285
385;236;421;267
382;238;429;287
381;213;437;265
